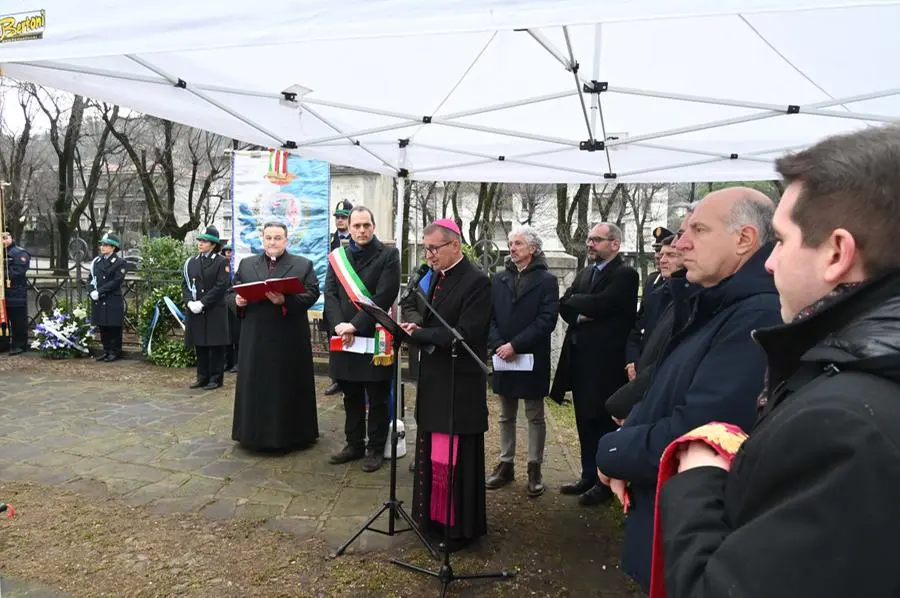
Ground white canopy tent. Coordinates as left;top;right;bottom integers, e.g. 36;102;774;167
1;1;898;186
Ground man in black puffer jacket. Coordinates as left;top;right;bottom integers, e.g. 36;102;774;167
659;125;900;598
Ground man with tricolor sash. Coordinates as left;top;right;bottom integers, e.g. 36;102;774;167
325;205;400;473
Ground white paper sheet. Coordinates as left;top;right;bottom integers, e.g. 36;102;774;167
492;353;534;372
333;336;375;354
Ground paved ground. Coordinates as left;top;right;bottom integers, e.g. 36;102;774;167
0;366;581;555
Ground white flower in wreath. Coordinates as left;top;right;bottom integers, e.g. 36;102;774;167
53;308;62;318
73;307;87;320
30;340;40;349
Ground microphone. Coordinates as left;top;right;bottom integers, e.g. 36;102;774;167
401;263;430;302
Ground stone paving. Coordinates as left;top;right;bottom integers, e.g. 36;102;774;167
0;366;579;554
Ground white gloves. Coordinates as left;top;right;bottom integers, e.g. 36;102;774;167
188;300;203;314
90;290;99;301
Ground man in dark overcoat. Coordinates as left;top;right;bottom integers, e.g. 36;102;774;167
485;225;559;497
325;206;400;472
2;231;30;355
227;221;321;452
550;222;639;506
183;225;230;390
400;219;492;550
88;232;128;362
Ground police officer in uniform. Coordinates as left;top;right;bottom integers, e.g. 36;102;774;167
625;226;674;370
183;226;231;390
219;240;240;373
2;231;30;355
88;232;128;362
323;199;354;395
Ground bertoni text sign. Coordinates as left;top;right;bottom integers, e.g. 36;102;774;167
0;10;45;44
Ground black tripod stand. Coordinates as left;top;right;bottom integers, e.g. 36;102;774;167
391;287;514;597
332;307;438;559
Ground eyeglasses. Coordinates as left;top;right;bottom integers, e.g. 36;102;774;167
424;241;453;255
587;236;611;244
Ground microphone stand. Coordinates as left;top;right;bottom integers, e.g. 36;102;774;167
391;287;513;597
332;312;438;559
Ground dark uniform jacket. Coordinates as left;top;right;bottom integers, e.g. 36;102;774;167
550;255;639;416
410;256;492;435
182;252;230;347
627;270;665;364
4;243;30;307
87;254;128;327
488;253;559;400
324;237;400;382
660;272;900;598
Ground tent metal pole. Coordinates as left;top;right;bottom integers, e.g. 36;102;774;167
125;55;288;147
802;108;899;123
563;26;594;143
632;142;774;163
433;119;579;147
298;103;396;169
411;142;571;161
15;60;163;84
523;29;573;71
438;90;577;120
618;157;738;178
590;23;602;136
302;98;419;121
294;120;420;148
606;88;900;149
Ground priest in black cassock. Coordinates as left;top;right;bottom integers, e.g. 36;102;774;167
227;221;321;452
400;218;492;551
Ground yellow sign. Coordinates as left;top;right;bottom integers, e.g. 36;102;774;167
0;10;45;44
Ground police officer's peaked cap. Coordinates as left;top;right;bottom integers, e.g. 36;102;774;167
197;226;222;244
333;199;353;216
100;232;121;249
652;226;674;243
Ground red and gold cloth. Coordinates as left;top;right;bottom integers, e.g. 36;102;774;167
649;422;748;598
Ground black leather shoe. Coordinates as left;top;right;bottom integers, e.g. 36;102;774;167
228;366;238;374
485;461;514;489
94;352;109;362
361;450;384;473
324;381;341;396
560;478;595;495
578;484;613;507
329;445;365;465
8;348;24;356
189;380;209;389
103;353;121;362
203;381;223;390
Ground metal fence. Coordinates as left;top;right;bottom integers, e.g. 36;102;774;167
19;263;330;352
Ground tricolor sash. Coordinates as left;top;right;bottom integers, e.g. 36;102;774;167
327;246;394;366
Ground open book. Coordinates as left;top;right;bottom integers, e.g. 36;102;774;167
233;277;305;302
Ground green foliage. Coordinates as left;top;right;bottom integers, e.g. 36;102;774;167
57;296;92;316
139;236;191;272
146;338;196;368
138;283;196;368
461;243;477;263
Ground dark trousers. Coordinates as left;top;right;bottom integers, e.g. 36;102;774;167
99;326;123;356
339;379;390;452
7;305;28;350
196;345;226;385
573;399;618;482
224;343;238;370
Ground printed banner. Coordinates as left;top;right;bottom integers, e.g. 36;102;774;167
231;150;330;312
